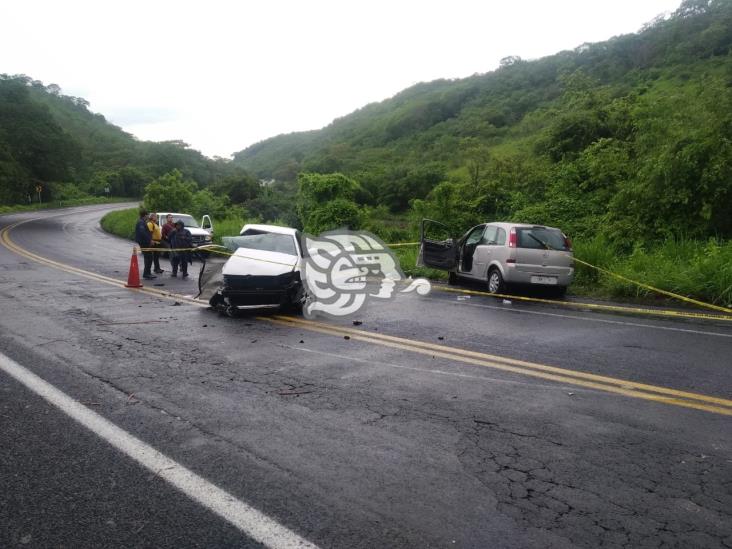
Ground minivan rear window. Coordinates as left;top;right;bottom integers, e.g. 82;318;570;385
516;227;568;250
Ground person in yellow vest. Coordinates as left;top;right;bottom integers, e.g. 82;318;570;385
147;213;164;274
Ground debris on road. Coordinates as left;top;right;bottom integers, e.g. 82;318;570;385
503;299;512;305
457;295;470;301
353;320;363;326
344;335;351;340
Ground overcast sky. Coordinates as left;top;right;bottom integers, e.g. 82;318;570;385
2;0;682;158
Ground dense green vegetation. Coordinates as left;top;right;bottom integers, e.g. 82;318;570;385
233;0;732;248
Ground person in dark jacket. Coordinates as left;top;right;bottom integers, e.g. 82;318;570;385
134;209;155;280
168;220;193;278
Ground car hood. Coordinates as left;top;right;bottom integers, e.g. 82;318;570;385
187;227;210;236
221;248;299;277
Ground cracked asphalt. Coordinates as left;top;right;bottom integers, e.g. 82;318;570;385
0;204;731;548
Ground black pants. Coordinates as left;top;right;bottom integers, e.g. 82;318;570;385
151;242;162;271
172;253;189;275
142;250;153;276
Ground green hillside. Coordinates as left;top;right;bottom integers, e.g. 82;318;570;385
0;74;251;205
232;0;732;244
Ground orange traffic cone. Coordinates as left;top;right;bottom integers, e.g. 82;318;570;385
125;246;143;288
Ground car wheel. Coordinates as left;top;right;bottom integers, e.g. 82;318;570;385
448;271;458;285
554;285;567;299
487;268;505;294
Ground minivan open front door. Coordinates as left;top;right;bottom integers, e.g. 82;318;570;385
417;219;457;270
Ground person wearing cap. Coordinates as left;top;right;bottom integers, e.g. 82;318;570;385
134;208;155;280
168;219;193;278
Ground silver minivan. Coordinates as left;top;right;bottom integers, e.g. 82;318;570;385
418;220;574;296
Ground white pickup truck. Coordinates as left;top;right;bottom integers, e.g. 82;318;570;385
157;212;214;247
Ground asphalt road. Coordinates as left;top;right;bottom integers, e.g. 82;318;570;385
0;204;730;549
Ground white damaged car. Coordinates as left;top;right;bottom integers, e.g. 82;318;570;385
198;224;419;316
198;224;306;315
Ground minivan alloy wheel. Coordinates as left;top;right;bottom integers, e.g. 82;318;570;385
488;269;504;294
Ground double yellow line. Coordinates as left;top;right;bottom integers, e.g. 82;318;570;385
0;221;201;305
265;315;732;416
3;218;732;416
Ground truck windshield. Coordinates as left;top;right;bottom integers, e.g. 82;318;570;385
223;233;297;256
172;215;198;228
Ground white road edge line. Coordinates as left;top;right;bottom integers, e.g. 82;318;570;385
0;351;318;549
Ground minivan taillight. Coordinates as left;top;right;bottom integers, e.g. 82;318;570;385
509;228;517;248
564;235;572;251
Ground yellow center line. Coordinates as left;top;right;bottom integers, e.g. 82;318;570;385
270;315;732;408
0;221;204;306
265;316;732;416
2;217;731;416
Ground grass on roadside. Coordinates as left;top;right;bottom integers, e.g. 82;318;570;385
0;196;129;215
572;235;732;308
100;208;139;241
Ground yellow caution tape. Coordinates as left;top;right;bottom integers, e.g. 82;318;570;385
386;241;420;248
572;256;732;315
145;239;732;320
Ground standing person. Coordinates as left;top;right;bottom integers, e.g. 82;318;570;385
134;208;155;280
147;213;164;274
169;220;193;278
160;213;175;261
161;214;175;243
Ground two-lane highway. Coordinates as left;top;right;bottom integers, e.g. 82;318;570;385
1;205;730;548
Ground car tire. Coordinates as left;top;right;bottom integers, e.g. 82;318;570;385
554;285;568;299
487;268;506;294
448;271;458;285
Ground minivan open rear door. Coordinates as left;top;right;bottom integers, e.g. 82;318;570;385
417;219;457;270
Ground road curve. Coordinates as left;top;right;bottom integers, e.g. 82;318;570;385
0;205;730;548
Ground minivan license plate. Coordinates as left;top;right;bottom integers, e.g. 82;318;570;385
531;275;557;285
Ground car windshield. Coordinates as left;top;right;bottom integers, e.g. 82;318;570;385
223;233;297;256
168;215;198;228
516;227;568;250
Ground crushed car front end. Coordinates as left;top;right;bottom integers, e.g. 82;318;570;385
197;231;304;314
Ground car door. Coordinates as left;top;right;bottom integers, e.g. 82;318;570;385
457;225;486;278
469;225;498;280
418;219;457;270
201;215;214;235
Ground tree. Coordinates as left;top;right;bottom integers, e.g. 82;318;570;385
143;169;197;213
296;173;363;233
